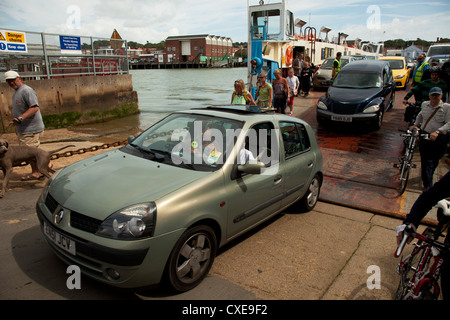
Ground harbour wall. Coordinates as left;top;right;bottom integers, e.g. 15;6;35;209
0;74;139;132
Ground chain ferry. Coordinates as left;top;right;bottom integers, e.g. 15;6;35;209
247;0;384;96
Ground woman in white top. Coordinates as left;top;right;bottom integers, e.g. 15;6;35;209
286;68;299;116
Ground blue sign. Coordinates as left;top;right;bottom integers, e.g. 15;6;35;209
60;36;81;53
7;43;26;52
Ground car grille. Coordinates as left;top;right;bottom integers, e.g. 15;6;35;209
71;211;102;234
45;193;59;213
45;193;102;234
330;102;359;115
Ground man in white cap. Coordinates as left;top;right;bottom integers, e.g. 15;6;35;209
4;70;46;180
410;86;450;189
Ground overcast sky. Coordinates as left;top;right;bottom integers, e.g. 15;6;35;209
1;0;449;44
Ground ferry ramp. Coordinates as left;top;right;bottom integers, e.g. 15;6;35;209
300;87;446;223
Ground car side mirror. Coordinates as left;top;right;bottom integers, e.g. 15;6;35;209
127;135;136;144
237;161;265;175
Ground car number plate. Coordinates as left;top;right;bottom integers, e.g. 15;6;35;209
331;115;352;122
43;222;76;255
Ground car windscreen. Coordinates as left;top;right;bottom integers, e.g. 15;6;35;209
333;71;381;89
428;46;450;56
384;59;404;69
128;113;244;171
320;59;334;70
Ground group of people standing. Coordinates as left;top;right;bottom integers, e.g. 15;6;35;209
231;52;315;117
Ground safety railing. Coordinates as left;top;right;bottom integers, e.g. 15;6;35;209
0;28;129;80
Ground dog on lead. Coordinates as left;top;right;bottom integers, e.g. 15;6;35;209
0;138;75;198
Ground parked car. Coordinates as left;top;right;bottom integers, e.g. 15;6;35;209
379;56;410;89
316;60;396;130
36;106;323;292
425;54;450;67
405;57;416;69
312;56;357;89
346;55;368;61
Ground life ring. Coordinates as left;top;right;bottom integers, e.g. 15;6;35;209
285;46;293;66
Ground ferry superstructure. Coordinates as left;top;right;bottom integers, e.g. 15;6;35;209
246;0;384;95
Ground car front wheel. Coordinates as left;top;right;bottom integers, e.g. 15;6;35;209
373;109;383;130
165;225;217;292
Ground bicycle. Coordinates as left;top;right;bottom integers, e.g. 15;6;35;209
403;101;422;127
394;199;450;300
393;128;429;195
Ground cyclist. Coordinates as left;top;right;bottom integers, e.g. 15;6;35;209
396;171;450;300
403;67;448;105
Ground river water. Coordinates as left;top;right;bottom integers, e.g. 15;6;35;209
69;68;248;138
131;68;248;129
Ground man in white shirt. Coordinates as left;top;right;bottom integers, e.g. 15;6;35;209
410;87;450;189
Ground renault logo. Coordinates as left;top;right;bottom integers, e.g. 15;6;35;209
54;210;64;225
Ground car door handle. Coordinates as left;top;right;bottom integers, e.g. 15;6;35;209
274;174;282;183
307;160;314;167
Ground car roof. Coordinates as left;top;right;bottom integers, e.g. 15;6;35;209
179;105;308;124
340;60;387;73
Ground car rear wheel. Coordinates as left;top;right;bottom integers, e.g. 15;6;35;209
299;174;322;212
165;225;217;292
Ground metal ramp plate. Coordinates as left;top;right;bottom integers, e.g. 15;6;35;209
300;104;407;217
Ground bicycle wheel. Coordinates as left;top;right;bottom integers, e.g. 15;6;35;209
394;229;431;300
399;159;410;195
415;278;440;300
395;252;421;300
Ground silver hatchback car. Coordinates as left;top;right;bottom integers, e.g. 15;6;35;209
36;106;323;292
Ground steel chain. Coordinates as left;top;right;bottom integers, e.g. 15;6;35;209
15;140;127;167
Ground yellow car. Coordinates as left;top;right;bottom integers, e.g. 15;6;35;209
379;57;410;89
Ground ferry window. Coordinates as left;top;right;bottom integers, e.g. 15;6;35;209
286;10;294;37
252;10;281;38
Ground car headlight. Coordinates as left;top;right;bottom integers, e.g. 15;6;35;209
395;74;405;79
96;202;157;239
317;101;328;110
363;105;380;113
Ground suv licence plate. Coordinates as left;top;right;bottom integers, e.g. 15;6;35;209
44;222;76;255
331;115;352;122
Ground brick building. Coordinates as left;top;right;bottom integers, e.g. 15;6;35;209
164;34;233;63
